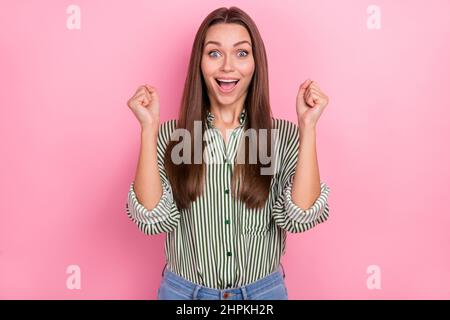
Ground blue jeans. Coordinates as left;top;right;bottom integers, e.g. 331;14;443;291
157;264;288;300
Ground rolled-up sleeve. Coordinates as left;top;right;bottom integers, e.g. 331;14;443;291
271;119;331;233
125;120;181;235
126;180;180;235
284;176;330;224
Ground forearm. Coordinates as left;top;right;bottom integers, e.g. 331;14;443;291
291;123;321;210
133;127;163;210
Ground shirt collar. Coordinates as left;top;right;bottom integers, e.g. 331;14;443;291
206;108;247;129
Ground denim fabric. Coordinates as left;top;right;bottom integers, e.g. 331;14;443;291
157;264;288;300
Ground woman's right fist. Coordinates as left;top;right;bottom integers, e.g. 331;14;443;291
127;84;160;130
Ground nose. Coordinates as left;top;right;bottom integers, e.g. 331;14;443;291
221;54;234;71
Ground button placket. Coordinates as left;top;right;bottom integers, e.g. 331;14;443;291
206;109;247;293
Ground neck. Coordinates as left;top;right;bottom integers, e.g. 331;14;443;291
209;104;244;127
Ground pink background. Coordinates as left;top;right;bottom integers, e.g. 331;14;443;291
1;0;449;299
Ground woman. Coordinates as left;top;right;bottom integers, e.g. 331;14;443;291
126;6;331;300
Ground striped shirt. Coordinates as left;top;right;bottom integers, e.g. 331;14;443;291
126;108;331;290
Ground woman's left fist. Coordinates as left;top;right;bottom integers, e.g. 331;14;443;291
296;79;329;129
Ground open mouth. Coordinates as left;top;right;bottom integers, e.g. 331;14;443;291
215;79;240;93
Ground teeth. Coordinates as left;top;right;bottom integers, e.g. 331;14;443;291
217;79;238;82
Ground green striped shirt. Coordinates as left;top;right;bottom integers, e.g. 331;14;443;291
126;108;331;289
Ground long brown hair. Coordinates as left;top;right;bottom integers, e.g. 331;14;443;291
164;6;274;210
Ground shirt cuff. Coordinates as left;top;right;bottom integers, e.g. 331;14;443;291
126;180;174;225
284;176;331;224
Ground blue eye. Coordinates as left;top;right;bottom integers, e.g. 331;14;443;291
208;50;220;58
207;50;249;58
238;50;248;57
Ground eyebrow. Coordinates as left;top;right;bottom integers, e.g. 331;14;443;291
204;40;252;47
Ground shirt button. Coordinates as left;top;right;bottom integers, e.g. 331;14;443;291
225;219;230;225
227;283;232;288
227;251;232;257
224;189;229;194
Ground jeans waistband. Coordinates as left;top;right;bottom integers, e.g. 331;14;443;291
161;263;285;279
160;263;286;299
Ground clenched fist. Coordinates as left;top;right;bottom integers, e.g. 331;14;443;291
127;84;160;132
296;79;329;130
